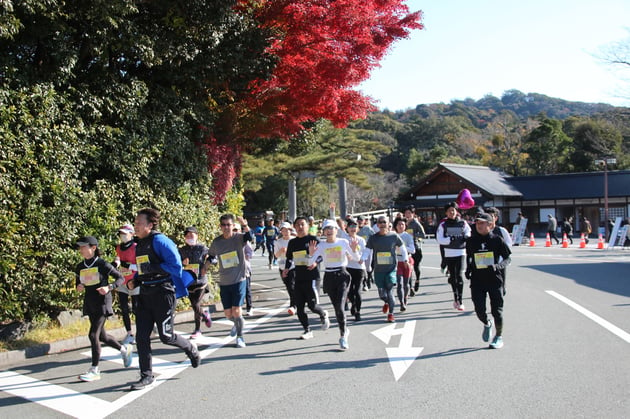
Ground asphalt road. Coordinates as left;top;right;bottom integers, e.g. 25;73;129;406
1;241;629;418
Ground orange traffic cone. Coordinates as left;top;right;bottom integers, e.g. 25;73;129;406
561;233;569;248
545;232;552;247
579;233;586;248
597;234;605;249
529;232;536;247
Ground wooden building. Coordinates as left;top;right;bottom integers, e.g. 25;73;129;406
400;163;630;236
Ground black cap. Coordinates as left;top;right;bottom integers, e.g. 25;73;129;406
76;236;98;246
357;215;366;221
475;213;493;223
346;219;358;227
184;226;198;234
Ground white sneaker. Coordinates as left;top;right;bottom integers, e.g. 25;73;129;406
246;309;254;316
236;336;246;348
79;367;101;382
287;306;296;315
300;331;314;340
121;344;133;368
321;311;330;330
122;334;135;345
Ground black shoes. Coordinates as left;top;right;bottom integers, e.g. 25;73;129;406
187;342;200;368
130;374;155;391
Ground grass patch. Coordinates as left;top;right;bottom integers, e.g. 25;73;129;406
0;317;124;352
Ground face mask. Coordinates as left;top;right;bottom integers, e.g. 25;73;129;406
185;238;197;246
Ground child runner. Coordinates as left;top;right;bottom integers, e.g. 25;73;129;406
75;236;133;382
179;226;212;339
274;222;296;315
113;224;139;345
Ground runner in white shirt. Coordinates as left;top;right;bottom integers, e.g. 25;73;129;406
307;219;360;350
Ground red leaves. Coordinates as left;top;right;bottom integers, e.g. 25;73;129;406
237;0;422;139
203;0;422;202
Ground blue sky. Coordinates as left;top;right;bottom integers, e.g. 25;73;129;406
359;0;630;111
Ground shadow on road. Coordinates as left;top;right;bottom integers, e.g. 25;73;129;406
521;262;630;298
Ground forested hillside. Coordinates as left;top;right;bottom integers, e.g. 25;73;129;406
353;89;630;184
243;90;629;218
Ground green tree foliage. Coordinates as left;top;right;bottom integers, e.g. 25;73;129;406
522;115;573;174
241;120;389;216
0;1;262;322
564;117;623;171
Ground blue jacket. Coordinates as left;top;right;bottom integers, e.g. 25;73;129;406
136;232;192;298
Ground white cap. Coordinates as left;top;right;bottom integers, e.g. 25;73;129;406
280;222;292;230
322;219;337;230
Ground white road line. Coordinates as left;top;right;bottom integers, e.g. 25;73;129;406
546;290;630;343
0;305;288;418
0;370;111;417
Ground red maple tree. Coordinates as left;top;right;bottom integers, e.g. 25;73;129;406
204;0;423;203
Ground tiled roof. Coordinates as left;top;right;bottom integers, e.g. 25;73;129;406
507;170;630;200
440;163;522;197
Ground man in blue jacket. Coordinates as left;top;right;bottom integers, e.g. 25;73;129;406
128;208;200;391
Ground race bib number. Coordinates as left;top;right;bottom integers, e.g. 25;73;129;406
220;251;239;269
184;263;200;275
80;267;100;286
406;228;414;236
376;251;393;265
136;254;150;275
474;251;494;269
267;230;275;237
293;250;309;266
325;246;343;264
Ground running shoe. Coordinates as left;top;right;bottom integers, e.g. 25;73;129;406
300;331;314;340
189;330;202;339
130;374;154;391
121;344;133;368
489;335;504;349
287;306;296;316
321;311;330;330
122;334;135;345
79;367;101;382
414;280;420;292
457;303;465;312
236;336;246;348
483;319;493;343
187;342;200;367
387;313;395;323
453;301;460;310
409;289;416;297
339;329;350;350
362;285;368;292
354;312;361;321
245;309;253;317
382;303;389;314
202;309;212;328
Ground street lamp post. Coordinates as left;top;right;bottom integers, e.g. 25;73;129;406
594;157;616;240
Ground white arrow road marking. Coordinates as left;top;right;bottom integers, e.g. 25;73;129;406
371;320;423;381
